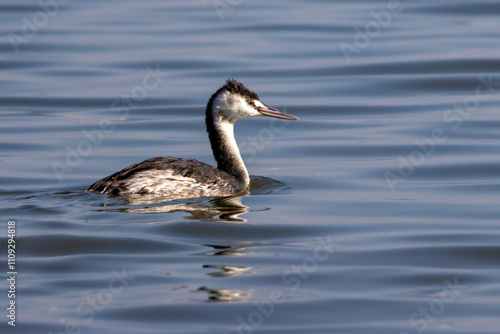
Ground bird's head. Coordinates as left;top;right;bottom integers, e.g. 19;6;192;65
208;79;299;124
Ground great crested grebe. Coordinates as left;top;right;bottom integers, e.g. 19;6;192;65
88;79;298;197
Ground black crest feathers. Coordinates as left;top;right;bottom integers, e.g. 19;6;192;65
223;79;259;101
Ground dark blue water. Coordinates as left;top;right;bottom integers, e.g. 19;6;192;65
1;0;500;333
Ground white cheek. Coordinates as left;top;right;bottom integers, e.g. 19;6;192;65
243;103;260;118
231;99;257;118
214;93;260;120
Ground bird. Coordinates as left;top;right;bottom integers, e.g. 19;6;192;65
88;79;298;198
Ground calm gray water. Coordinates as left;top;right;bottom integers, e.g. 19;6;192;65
1;0;500;333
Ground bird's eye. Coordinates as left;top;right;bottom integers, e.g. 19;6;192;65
248;101;255;107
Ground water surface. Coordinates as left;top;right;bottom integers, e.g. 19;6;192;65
1;0;500;333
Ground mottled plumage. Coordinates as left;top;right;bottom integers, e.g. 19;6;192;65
88;157;242;196
88;79;298;197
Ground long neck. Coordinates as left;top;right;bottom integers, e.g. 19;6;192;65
206;105;250;187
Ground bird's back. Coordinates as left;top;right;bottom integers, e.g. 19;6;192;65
88;157;245;197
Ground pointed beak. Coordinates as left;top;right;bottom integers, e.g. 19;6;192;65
257;106;299;120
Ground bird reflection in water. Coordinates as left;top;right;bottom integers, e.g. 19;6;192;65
92;176;291;223
104;192;249;221
202;264;250;277
193;244;253;302
89;177;292;303
195;286;249;302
